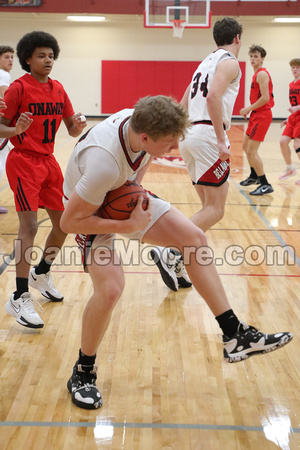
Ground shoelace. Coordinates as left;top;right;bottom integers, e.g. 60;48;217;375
21;294;43;316
44;272;56;290
238;321;260;336
45;272;57;291
77;368;97;387
175;258;186;276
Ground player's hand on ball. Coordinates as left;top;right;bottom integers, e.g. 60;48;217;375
129;195;152;231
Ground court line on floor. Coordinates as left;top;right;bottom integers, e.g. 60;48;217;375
0;421;299;433
231;178;300;268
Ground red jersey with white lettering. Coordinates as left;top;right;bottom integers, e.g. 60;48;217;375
3;73;74;155
250;68;274;111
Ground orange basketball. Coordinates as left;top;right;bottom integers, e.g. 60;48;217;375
97;181;149;220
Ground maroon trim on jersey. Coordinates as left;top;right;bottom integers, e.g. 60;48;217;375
118;117;146;171
0;138;8;150
213;48;231;59
75;233;96;269
16;177;31;211
192;120;226;130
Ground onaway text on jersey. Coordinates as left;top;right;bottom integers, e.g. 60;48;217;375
28;102;64;116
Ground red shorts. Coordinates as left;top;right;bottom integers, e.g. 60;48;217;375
6;149;64;212
246;109;272;142
282;114;300;140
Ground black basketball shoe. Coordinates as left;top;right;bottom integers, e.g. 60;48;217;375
67;361;103;409
240;176;260;186
250;184;274;195
223;322;293;363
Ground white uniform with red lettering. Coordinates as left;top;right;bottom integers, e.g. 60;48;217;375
180;48;241;186
63;109;170;257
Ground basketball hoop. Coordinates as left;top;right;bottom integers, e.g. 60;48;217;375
170;19;185;38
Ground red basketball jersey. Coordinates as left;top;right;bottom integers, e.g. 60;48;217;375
3;73;74;155
289;78;300;118
250;68;274;112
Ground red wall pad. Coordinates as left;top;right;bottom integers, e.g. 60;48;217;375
101;60;245;116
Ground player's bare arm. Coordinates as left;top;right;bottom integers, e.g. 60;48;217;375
0;111;33;138
63;113;87;137
180;83;191;111
60;190;152;235
280;118;288;128
207;59;238;160
240;71;270;117
288;104;300;114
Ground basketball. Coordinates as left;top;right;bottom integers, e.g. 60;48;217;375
97;181;148;220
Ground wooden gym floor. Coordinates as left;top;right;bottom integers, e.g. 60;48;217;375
0;120;299;449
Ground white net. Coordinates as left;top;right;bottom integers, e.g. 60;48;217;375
171;20;185;38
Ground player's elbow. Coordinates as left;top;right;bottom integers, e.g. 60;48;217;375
261;94;270;105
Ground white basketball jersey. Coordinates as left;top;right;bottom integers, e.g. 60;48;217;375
188;48;241;130
63;109;152;205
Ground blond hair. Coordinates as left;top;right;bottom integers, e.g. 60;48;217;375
130;95;190;141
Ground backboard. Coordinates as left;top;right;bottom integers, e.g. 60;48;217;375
144;0;211;29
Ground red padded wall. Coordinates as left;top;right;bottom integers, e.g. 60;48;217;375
0;1;298;15
101;60;245;115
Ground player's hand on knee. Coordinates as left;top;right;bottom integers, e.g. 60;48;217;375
129;195;152;231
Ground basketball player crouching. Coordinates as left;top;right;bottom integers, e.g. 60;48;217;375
61;95;293;410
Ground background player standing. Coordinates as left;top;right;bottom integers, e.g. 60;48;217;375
151;17;243;291
0;31;86;329
0;45;14;214
278;58;300;185
240;45;274;195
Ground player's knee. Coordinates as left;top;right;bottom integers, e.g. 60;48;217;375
19;221;38;239
215;206;225;222
103;277;125;307
280;137;289;148
193;227;208;248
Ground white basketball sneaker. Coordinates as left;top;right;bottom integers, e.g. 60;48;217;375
5;292;44;328
29;267;64;302
149;246;179;291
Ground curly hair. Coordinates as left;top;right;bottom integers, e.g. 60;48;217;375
17;31;60;72
130;95;191;141
0;45;14;57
